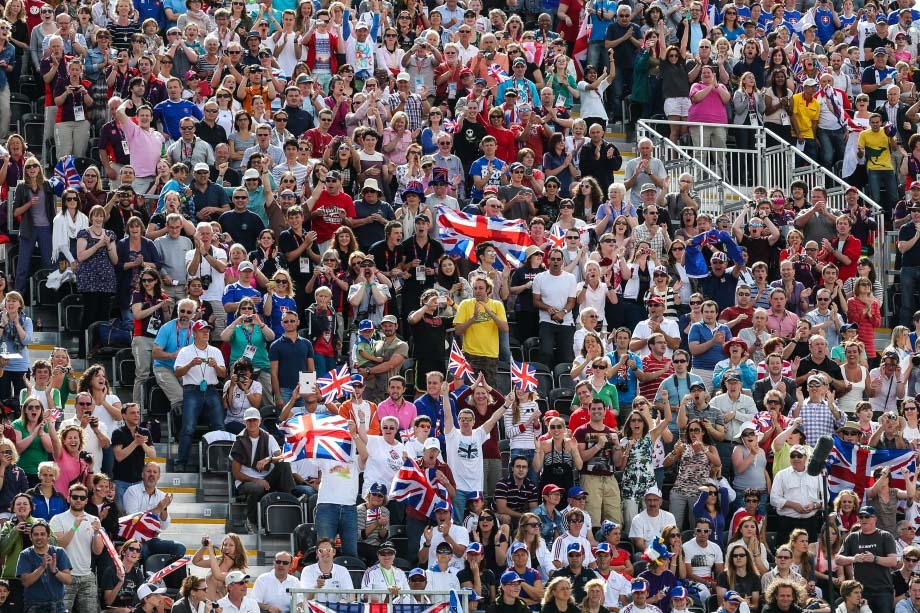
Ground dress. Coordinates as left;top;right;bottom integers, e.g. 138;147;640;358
539;439;576;492
620;434;656;504
75;228;117;294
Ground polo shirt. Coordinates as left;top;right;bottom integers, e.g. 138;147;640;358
268;335;315;389
221;282;263;325
110;425;153;483
153;98;204;141
795;355;843;392
688;321;733;371
17;545;72;604
189;182;230;220
494;475;540;513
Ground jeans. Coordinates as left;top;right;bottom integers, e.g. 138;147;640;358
800;137;818;165
669;489;697;531
867;168;899;213
902;266;920;327
314;502;358;557
499;330;511;363
141;536;186;560
453;489;473;524
132;335;155;406
101;446;114;481
314;354;337;376
864;590;893;613
178;386;224;465
538;321;575;368
587;40;609;74
280;386;304;409
610;69;630;121
292;484;317;498
15;226;53;294
114;479;139;511
816;126;846;170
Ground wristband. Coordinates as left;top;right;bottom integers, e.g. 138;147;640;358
71;524;78;532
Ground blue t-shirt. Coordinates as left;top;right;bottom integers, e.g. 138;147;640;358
413;393;458;440
153;320;194;370
153;99;204;141
888;9;920;24
268;335;314;389
163;0;185;27
221;283;263;325
814;7;837;44
17;545;72;605
468;157;506;202
606;349;643;406
135;0;166;30
267;294;298;338
589;0;618;41
687;322;732;371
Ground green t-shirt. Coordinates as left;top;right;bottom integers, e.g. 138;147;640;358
11;418;50;475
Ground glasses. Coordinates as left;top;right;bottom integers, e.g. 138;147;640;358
77;401;93;406
479;516;494;522
689;301;702;306
282;320;298;324
274;560;291;565
775;554;792;560
673;359;688;364
695;528;711;533
525;522;540;528
906;406;918;411
790;453;805;459
569;518;584;523
732;553;748;558
70;495;88;501
233;196;249;200
687;428;702;433
180;126;195;131
550;424;565;430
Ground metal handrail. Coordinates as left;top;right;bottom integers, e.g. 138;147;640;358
636;117;890;321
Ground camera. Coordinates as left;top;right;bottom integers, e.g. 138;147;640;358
321;573;333;579
200;274;212;290
148;318;162;332
913;354;920;367
244;316;253;323
238;375;248;383
212;603;219;609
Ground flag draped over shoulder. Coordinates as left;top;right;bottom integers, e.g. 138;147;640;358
826;435;916;500
281;414;353;463
437;206;533;269
50;156;82;197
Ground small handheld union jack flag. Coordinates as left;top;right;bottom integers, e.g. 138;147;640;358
449;340;475;383
316;365;354;403
511;360;538;393
442;118;459;133
147;556;191;584
548;225;565;249
487;64;510;83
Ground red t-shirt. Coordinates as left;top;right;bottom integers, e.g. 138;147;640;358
310;190;356;243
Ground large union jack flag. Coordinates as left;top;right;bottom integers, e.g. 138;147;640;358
117;511;162;542
390;456;450;518
317;365;355;403
307;601;450;613
50;155;82;197
281;414;353;463
437;206;533;270
826;436;916;501
449;340;474;383
511;360;538;393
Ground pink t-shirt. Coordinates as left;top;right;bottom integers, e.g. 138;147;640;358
688;82;729;124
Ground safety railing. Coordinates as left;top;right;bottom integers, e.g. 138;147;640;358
287;588;470;613
632;121;751;218
635;118;890;321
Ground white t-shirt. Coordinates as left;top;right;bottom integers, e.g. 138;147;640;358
425;567;462;603
577;79;609;121
420;523;469;571
92;394;123;437
299;563;354;603
184;245;228;302
175;344;225;386
316;455;360;506
49;510;100;575
603;570;632;608
222;379;264;425
628;510;677;546
362;436;406;495
532;270;577;325
631;319;681;358
445;427;488;492
234;435;281;486
682;538;724;578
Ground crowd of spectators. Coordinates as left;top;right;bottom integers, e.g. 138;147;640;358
0;0;919;612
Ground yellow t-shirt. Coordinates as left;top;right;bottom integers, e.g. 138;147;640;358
791;93;820;140
453;298;507;359
858;127;893;171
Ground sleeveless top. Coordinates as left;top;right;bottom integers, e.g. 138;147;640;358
539;439;575;492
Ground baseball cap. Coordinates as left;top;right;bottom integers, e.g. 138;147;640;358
873;46;889;55
646;295;664;306
803;78;818;88
723;371;742;383
358;319;375;331
567;486;587;498
246;30;261;39
689;381;706;391
670;586;689;599
326;170;342;181
510;541;528;555
468;491;483;502
724;590;744;603
567;542;584;555
433;500;451;513
711;251;728;262
408;568;426;578
243;168;260;180
640;182;657;193
396;72;411;82
138;584;167;600
238;261;254;272
631;579;649;593
474;77;487;86
500;571;523;584
542;484;565;496
368;482;388;497
593;542;612;555
381;314;399;325
436;542;453;554
512;57;526;66
790;444;808;455
296;74;312;84
225;571;250;586
191;320;212;332
858;505;876;517
379;541;397;553
355;21;369;29
243;407;261;421
466;542;484;555
458;67;472;77
422;437;441;453
193;162;210;173
645;485;663;499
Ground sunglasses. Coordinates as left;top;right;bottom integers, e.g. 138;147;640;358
70;495;88;501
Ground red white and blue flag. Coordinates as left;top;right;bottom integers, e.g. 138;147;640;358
50;155;82;197
437;206;533;270
449;340;475;383
442;118;459;134
99;529;124;574
487;64;510;83
571;15;590;80
511;360;538;393
366;507;381;523
307;597;453;613
147;556;191;584
117;512;162;542
316;365;355;403
281;413;353;463
390;456;450;519
548;224;566;249
826;436;916;501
